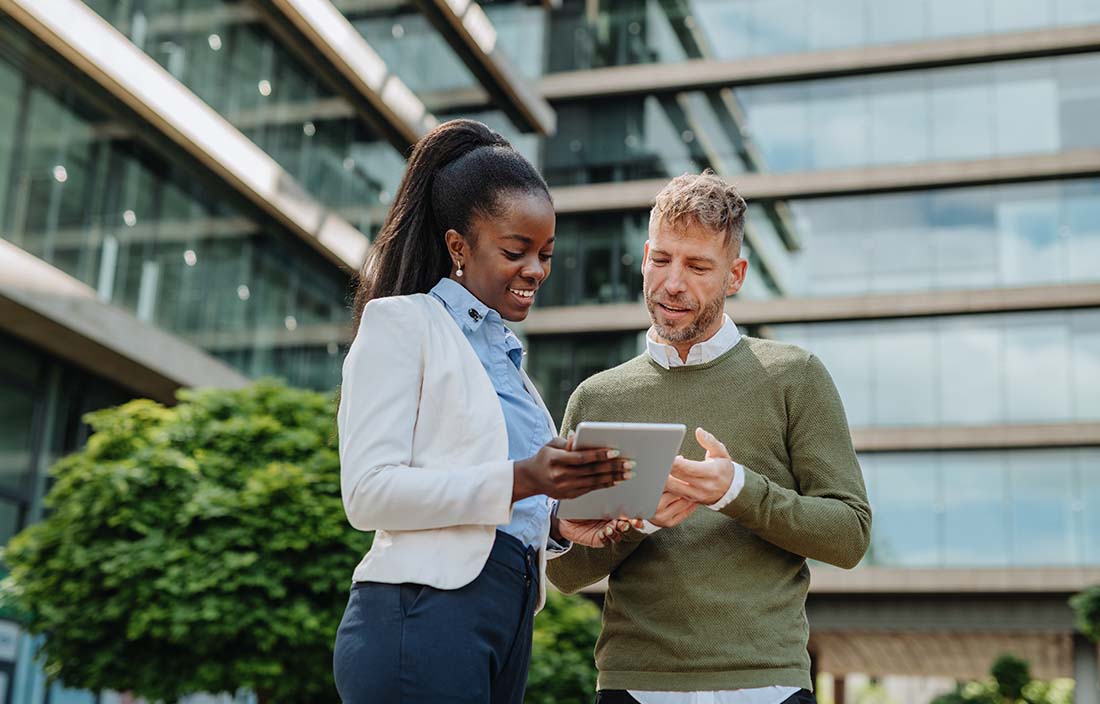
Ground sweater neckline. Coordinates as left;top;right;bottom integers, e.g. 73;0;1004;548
643;338;746;373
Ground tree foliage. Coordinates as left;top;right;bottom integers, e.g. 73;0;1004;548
526;590;602;704
1071;587;1100;643
2;381;371;703
931;654;1074;704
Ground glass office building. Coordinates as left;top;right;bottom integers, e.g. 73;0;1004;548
1;0;1098;702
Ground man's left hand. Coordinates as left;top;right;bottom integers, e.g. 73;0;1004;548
667;427;735;505
557;518;640;547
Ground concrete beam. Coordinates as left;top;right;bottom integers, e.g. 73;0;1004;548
809;567;1100;595
851;422;1100;452
578;567;1100;598
410;0;556;135
520;283;1100;335
0;240;249;404
551;149;1100;213
739;283;1100;324
0;0;371;272
425;24;1100;112
253;0;437;150
539;24;1100;101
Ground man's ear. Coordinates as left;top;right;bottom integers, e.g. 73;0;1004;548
726;257;749;296
641;240;651;274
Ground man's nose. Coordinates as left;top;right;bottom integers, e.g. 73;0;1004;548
663;267;687;294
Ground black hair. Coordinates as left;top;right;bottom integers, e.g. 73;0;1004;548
351;119;551;331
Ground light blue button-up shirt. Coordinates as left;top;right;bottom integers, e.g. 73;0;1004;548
430;278;554;549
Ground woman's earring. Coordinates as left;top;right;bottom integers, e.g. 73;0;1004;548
456;263;463;278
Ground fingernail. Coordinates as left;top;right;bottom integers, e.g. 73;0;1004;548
623;460;637;470
607;450;621;459
605;525;615;536
623;471;635;480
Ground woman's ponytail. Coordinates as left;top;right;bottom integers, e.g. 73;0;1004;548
350;119;512;332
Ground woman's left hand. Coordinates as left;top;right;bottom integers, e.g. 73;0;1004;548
557;518;642;548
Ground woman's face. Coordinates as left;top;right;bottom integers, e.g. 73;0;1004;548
445;191;555;322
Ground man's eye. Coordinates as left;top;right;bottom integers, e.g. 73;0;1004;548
692;266;710;273
651;259;669;265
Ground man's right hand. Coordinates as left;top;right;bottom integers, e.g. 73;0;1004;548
513;437;634;502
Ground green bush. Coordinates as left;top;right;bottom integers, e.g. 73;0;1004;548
931;654;1074;704
526;590;602;704
2;381;371;703
1071;587;1100;643
3;380;606;703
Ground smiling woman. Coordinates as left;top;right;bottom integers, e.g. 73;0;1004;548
443;192;556;321
334;119;637;704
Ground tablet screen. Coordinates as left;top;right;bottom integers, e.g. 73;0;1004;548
557;422;686;520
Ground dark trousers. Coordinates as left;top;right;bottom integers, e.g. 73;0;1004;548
596;688;818;704
333;531;539;704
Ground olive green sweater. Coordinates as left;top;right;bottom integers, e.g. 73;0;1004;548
546;338;871;692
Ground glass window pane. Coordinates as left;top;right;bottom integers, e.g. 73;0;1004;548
859;448;1100;567
871;322;936;425
937;321;1003;425
992;0;1054;32
1081;449;1100;564
1066;180;1100;282
864;454;940;566
1009;450;1077;565
941;453;1010;566
994;61;1060;155
0;336;41;386
1072;311;1100;418
930;67;995;161
1004;314;1073;422
868;73;929;166
928;0;989;37
0;498;21;548
0;385;35;496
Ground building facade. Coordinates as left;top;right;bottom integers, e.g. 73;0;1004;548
1;1;1099;703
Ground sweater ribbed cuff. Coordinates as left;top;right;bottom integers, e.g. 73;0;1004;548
720;465;768;522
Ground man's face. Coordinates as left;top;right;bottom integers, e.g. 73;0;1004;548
642;217;747;346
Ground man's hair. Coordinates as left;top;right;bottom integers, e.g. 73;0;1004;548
650;170;748;254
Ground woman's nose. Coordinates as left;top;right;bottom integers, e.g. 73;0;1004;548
521;258;545;282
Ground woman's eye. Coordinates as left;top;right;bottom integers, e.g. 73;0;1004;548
503;251;523;260
539;253;553;262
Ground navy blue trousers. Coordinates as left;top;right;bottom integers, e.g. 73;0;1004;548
333;531;539;704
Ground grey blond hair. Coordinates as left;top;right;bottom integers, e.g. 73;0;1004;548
650;170;748;253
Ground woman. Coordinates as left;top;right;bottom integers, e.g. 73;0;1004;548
333;119;634;704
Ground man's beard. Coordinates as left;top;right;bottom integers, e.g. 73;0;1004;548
644;284;727;344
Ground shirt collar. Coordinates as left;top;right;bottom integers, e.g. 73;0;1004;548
646;314;742;370
429;277;495;333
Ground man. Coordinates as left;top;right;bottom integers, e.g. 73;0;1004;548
546;171;872;704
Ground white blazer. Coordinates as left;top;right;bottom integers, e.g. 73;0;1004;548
337;293;557;610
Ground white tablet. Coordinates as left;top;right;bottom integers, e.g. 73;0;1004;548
556;422;687;521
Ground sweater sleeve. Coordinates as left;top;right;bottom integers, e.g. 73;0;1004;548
720;354;872;569
544;383;648;593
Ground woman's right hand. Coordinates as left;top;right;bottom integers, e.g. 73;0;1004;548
513;437;634;502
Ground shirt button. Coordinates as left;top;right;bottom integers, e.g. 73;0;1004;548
468;308;481;321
